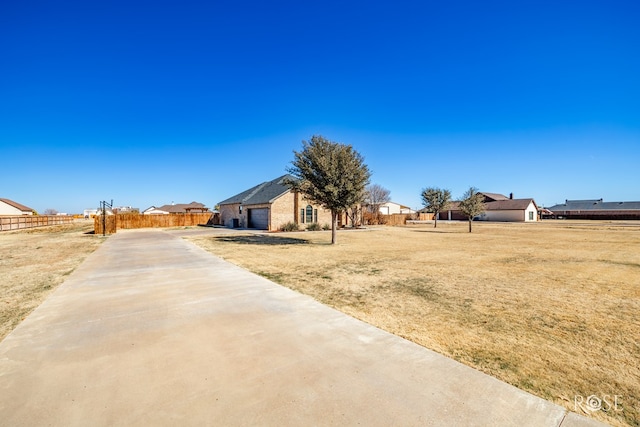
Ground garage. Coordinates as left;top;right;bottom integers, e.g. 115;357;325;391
248;208;269;229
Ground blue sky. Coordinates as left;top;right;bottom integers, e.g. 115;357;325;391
1;0;639;213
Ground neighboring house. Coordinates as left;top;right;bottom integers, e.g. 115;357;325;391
114;206;139;214
547;199;640;220
218;174;337;230
438;193;539;222
83;209;99;218
0;198;34;215
142;202;209;215
479;198;539;222
378;202;416;215
427;201;465;221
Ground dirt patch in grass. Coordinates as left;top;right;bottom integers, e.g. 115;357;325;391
187;221;640;427
0;220;104;341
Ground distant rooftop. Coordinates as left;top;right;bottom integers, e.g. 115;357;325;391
548;199;640;211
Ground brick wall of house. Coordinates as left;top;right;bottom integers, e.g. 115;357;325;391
220;191;339;230
298;194;333;230
272;191;333;230
219;203;243;228
270;191;295;230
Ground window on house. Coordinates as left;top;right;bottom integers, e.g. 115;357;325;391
529;211;534;221
306;205;313;223
300;209;305;223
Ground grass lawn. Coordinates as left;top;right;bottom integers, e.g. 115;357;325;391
187;221;640;427
0;220;103;341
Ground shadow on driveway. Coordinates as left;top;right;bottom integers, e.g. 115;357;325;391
213;234;309;245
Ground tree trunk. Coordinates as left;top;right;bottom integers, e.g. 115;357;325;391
331;210;338;244
434;212;438;228
468;218;473;233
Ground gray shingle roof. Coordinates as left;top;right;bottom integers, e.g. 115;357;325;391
219;175;295;206
480;192;509;201
485;199;536;211
548;199;640;211
155;202;208;213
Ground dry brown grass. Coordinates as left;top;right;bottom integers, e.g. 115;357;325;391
0;220;103;341
187;221;640;427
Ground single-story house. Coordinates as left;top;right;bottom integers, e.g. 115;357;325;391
113;206;139;214
438;192;539;222
379;202;416;215
0;198;34;215
547;199;640;220
143;202;209;215
219;174;341;230
83;209;99;218
478;198;539;222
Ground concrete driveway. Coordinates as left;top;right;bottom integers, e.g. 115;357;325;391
0;228;606;426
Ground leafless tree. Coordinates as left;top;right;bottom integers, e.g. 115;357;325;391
364;184;391;213
346;205;363;228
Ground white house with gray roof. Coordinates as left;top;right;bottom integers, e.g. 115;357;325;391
438;192;539;222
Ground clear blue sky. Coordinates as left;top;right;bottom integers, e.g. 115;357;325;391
1;0;638;213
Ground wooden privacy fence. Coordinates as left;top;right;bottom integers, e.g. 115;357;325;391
362;212;435;226
0;215;75;232
94;212;217;234
385;214;410;226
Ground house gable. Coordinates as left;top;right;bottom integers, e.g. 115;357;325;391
219;175;293;207
379;202;415;215
0;198;34;215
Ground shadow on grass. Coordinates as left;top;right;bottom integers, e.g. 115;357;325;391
409;229;461;234
214;235;309;245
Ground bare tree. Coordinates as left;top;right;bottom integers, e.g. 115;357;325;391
365;184;391;213
420;187;451;228
345;205;363;228
287;135;371;244
43;208;58;215
364;184;391;225
458;187;486;232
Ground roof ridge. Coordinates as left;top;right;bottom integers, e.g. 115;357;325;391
242;181;269;203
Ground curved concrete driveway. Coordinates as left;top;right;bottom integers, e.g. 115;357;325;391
0;229;605;426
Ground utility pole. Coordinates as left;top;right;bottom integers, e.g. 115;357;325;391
99;200;113;236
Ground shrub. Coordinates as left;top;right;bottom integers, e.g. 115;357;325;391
280;222;299;232
306;223;322;231
322;223;331;230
